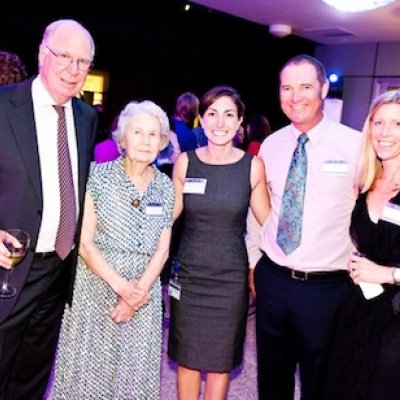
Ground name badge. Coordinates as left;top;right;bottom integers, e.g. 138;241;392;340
322;160;348;175
183;178;207;194
381;202;400;226
145;203;164;216
168;279;181;300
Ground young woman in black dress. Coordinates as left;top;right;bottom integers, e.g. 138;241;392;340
324;89;400;400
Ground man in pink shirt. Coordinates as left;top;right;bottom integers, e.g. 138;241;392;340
247;54;362;400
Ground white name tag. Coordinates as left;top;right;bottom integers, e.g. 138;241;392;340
183;178;207;194
381;202;400;226
168;279;181;300
145;204;164;216
322;160;348;175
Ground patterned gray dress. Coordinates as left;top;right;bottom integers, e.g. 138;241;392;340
53;157;174;400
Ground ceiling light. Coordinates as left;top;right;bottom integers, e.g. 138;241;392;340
269;24;292;38
328;73;339;83
322;0;396;12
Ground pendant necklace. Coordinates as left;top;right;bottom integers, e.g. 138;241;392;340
131;167;152;208
132;197;141;208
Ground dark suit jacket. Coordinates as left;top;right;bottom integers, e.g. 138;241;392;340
0;78;97;323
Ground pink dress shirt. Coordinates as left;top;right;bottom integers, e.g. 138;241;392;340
247;115;362;272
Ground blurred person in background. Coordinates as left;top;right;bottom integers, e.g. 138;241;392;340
246;113;271;155
233;124;246;149
172;91;199;152
93;114;120;163
192;114;208;148
154;127;181;178
0;51;28;85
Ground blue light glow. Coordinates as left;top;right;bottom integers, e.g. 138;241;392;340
329;73;339;83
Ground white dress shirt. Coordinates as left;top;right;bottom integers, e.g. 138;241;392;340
32;76;79;252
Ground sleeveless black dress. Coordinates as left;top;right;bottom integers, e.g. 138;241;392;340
324;192;400;400
168;151;252;372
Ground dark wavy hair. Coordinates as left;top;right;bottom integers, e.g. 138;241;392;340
0;51;27;85
199;85;245;118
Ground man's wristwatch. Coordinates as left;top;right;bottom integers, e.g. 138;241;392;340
392;267;400;284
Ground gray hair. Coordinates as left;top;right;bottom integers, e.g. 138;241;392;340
41;19;95;60
112;100;170;153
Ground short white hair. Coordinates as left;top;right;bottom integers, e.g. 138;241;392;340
42;19;95;59
112;100;170;153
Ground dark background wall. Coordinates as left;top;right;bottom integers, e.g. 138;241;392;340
1;0;315;136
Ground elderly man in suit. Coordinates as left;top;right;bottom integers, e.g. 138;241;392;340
0;19;98;400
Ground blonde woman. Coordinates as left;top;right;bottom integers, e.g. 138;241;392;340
325;90;400;400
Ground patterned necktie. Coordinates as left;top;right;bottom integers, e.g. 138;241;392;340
276;133;309;255
54;105;77;260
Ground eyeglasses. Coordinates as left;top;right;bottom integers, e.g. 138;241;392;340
46;46;93;72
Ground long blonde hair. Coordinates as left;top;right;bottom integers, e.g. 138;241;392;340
358;89;400;193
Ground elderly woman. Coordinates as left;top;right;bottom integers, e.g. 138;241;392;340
53;100;174;400
324;90;400;400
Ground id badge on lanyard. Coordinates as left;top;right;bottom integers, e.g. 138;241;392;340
168;259;182;300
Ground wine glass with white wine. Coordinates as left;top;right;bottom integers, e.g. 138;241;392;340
0;229;30;299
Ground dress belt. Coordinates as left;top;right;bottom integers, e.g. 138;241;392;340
33;251;58;261
262;252;348;281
